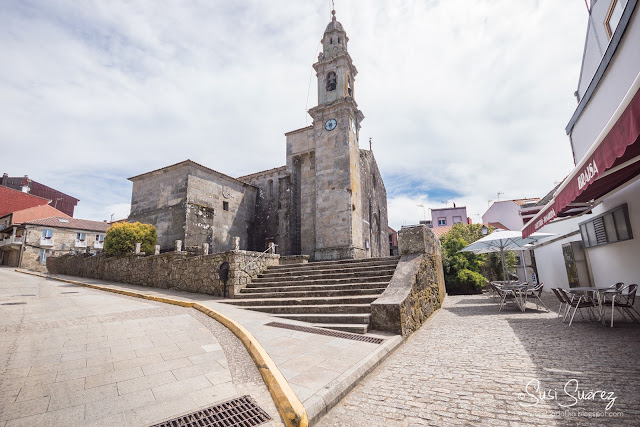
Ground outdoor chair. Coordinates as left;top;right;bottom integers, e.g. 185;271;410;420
551;288;568;319
606;284;640;326
601;282;624;305
560;289;597;326
523;283;549;312
494;285;522;312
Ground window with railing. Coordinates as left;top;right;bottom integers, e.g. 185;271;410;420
75;232;87;247
41;229;54;245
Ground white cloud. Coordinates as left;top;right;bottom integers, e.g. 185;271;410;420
0;0;588;226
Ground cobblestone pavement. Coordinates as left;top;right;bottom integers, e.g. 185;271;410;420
0;268;283;426
318;292;640;426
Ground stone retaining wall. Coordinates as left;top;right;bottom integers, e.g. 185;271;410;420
47;250;279;298
370;225;446;336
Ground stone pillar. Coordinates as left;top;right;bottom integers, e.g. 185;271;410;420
233;237;240;251
175;240;182;252
135;243;141;254
202;243;209;255
154;245;160;256
398;224;440;255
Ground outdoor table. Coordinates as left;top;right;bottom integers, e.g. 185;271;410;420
499;283;529;312
567;287;617;324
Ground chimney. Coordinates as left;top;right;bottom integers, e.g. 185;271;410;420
1;173;7;186
21;175;31;193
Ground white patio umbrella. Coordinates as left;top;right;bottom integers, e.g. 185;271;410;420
459;230;554;281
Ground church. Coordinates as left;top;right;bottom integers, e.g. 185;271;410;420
127;11;389;261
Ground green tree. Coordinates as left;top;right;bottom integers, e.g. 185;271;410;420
439;223;516;293
103;222;157;256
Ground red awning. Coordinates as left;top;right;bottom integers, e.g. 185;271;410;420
523;81;640;238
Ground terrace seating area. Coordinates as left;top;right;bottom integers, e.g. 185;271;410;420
488;281;640;329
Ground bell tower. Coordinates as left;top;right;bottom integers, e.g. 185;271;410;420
305;10;366;260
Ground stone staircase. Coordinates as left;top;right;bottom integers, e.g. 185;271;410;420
221;256;400;334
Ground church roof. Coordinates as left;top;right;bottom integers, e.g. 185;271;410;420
324;10;344;33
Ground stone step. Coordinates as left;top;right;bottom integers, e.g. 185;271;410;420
241;303;372;315
259;266;397;280
223;295;380;307
312;323;369;334
272;313;371;325
252;267;396;282
251;275;393;287
267;257;399;273
242;281;389;294
237;287;386;299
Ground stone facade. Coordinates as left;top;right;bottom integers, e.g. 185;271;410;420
47;250;279;298
125;11;388;261
128;161;257;252
370;225;446;336
19;224;106;273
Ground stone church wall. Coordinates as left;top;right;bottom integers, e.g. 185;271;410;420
129;166;189;251
129;162;257;253
185;174;257;252
238;167;285;253
359;150;390;257
47;250;280;298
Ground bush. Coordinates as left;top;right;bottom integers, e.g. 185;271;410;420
456;269;488;291
103;222;157;256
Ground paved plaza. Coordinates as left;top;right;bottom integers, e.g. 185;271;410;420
0;268;282;426
318;293;640;426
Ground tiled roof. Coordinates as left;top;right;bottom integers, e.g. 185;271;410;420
511;198;540;206
430;225;454;239
10;205;69;225
23;217;110;232
487;222;509;230
0;186;51;217
388;226;396;234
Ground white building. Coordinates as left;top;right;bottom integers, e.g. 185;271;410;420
482;199;540;232
524;0;640;290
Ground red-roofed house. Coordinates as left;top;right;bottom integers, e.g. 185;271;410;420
0;215;110;272
1;174;79;217
0;185;51;217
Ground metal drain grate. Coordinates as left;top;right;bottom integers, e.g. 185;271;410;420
2;302;26;305
265;322;385;344
150;395;271;427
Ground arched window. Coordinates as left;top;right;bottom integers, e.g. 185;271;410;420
326;72;337;91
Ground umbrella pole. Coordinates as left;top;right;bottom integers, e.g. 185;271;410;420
501;249;508;281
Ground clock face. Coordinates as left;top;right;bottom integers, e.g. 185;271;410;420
324;118;337;131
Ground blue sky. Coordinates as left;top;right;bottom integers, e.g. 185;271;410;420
0;0;588;229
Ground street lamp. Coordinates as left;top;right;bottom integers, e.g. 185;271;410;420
481;224;489;236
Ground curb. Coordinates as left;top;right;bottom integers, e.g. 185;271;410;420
306;334;403;424
15;269;309;427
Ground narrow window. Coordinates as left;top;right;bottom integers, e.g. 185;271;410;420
338;37;341;44
268;180;274;198
326;72;337;91
605;0;624;39
223;201;229;211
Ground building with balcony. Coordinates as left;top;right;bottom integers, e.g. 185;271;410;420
0;216;109;272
